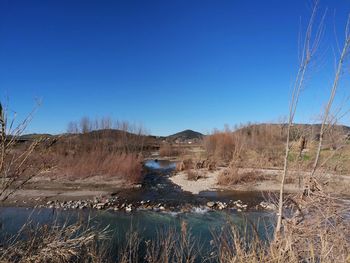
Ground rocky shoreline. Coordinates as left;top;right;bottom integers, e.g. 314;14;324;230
2;160;280;214
30;195;276;213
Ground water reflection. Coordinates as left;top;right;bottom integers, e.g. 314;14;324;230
144;159;176;170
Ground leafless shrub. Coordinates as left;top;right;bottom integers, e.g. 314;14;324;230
0;101;51;202
159;143;182;157
185;169;205;181
194;159;217;171
66;118;148;154
204;124;287;168
59;152;143;183
176;158;194;171
38;118;151;183
206;159;217;171
217;165;264;186
217;164;239;186
203;129;237;164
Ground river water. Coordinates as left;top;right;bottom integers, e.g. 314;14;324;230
0;159;275;261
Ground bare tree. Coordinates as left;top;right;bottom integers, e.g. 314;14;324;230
67;121;79;133
0;101;50;201
276;2;324;236
100;116;113;130
80;116;91;134
306;15;350;193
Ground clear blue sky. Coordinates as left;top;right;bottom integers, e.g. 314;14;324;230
1;0;350;136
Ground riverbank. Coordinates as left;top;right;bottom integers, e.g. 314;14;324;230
170;167;350;196
1;160;269;212
4;159;350;209
2;175;136;207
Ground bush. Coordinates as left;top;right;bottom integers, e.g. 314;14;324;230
28;124;149;184
203;130;237;163
217;165;239;185
217;163;264;185
159;143;181;157
185;169;204;181
204;124;288;168
176;158;194;171
59;152;143;183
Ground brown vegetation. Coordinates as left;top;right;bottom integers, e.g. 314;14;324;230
185;169;205;181
12;117;151;184
51;122;147;183
203;123;350;172
176;158;216;172
275;2;350;238
217;162;265;185
58;152;143;183
176;158;194;171
212;197;350;263
203;124;287;168
203;128;238;164
0;220;109;263
0;102;51;202
159;143;182;157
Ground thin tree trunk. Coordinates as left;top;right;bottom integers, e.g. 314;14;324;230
275;3;322;237
276;61;309;235
309;30;350;185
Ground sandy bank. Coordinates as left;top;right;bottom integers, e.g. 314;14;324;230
169;170;220;194
2;175;138;206
170;167;350;195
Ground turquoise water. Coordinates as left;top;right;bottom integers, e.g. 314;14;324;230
0;207;274;261
0;160;276;261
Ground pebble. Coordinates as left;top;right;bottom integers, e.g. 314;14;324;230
259;201;276;210
206;201;215;208
38;195;253;214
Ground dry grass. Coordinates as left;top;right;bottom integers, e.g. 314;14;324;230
0;220;109;263
203;123;350;172
176;158;194;171
176;158;216;172
159;143;182;157
203;130;237;164
217;164;265;186
23;126;149;184
121;221;199;263
185;169;205;181
203;124;286;168
118;195;350;262
212;221;350;262
58;152;143;183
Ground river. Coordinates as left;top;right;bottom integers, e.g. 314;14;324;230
0;159;275;262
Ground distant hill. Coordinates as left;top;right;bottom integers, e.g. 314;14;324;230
16;129;158;147
16;133;53;142
166;129;204;143
234;123;350;141
17;124;350;145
